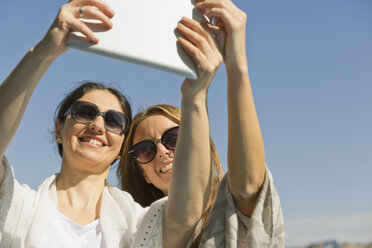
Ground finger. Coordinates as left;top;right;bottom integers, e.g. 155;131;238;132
189;16;225;55
69;32;93;44
69;18;99;43
195;0;246;29
78;6;113;28
204;7;238;31
177;22;215;59
195;0;237;21
180;17;217;52
85;22;112;32
80;0;115;18
203;22;224;35
178;37;208;72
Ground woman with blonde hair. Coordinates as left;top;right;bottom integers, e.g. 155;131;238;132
118;104;224;246
118;0;285;246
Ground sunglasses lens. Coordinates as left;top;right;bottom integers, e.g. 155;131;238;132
72;102;97;123
105;111;127;134
162;127;179;150
72;101;127;135
133;141;156;164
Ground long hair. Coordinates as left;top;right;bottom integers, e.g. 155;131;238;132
118;104;223;246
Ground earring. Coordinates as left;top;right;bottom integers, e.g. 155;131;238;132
56;137;62;143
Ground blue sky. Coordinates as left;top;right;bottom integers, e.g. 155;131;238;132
1;0;371;246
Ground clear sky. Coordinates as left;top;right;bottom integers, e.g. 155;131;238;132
1;0;371;246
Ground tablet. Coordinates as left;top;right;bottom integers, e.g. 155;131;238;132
67;0;200;79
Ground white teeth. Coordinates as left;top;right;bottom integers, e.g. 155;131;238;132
161;163;173;173
82;137;103;146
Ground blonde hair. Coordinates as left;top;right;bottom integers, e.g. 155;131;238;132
118;104;224;246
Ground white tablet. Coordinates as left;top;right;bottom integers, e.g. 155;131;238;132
67;0;200;79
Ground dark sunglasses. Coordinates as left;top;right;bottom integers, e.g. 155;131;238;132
65;101;129;135
128;126;179;164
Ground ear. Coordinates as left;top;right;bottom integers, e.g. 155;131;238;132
55;119;63;144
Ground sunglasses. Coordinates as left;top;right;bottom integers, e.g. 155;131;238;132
65;101;129;135
128;126;179;164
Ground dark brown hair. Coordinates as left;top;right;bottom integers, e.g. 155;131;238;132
118;104;223;246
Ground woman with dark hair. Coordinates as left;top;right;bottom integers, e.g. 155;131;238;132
0;0;224;247
119;0;285;247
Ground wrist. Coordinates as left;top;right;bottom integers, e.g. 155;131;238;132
181;90;208;112
226;62;248;75
180;79;209;104
33;38;66;61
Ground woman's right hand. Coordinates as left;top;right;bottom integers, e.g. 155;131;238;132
37;0;114;58
177;17;223;101
163;16;223;248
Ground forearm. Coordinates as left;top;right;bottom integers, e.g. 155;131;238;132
0;44;56;160
226;64;266;216
163;93;212;247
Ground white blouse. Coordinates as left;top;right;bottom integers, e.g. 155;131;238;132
0;156;166;248
39;212;102;248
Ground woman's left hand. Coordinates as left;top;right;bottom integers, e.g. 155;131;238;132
195;0;247;69
177;16;223;100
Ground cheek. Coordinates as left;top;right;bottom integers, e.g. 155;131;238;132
115;137;124;152
140;163;156;180
60;119;82;138
111;136;125;153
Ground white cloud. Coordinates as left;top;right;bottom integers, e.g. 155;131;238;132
285;212;372;247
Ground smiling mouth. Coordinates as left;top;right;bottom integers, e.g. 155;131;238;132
160;163;173;173
79;137;104;147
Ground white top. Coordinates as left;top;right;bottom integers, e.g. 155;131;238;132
39;213;102;248
0;156;167;248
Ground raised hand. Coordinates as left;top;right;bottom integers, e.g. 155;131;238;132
162;15;223;248
176;16;223;99
195;0;247;69
38;0;114;58
0;0;114;177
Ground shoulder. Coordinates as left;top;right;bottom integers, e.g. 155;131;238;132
104;184;146;216
105;184;137;203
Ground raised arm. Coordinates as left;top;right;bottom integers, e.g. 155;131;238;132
0;0;114;186
196;0;266;216
163;17;222;247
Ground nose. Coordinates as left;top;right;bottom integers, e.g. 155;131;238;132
155;140;173;159
89;115;105;134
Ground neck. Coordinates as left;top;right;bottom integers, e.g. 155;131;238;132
56;161;110;225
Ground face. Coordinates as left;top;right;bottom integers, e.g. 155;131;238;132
132;115;178;195
56;90;126;173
